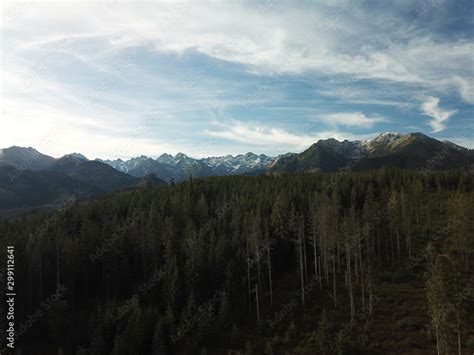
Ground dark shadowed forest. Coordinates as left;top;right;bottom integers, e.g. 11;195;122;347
1;169;473;354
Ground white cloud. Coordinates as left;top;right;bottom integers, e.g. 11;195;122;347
447;138;474;149
202;120;359;152
318;112;387;128
0;96;183;160
3;2;473;102
203;122;315;151
420;96;457;132
1;1;472;158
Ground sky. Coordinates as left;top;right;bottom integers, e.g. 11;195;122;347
1;0;473;159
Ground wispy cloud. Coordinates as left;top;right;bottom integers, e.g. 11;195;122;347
202;120;359;152
4;2;473;101
1;1;472;157
420;96;457;132
447;138;474;149
203;121;316;151
318;112;387;128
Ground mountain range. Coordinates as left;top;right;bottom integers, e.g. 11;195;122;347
100;152;274;181
0;132;472;216
102;132;474;178
0;147;164;216
270;132;473;173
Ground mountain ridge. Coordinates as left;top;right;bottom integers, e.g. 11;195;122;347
0;132;472;216
100;151;275;181
100;132;472;179
0;152;166;216
270;132;473;173
1;132;472;184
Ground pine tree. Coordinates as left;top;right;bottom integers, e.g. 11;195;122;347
264;222;273;307
362;185;378;314
218;291;230;328
388;189;401;261
400;187;412;258
315;309;331;353
152;318;167;355
425;244;455;354
342;213;355;323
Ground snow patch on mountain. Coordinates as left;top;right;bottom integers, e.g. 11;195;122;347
101;152;276;181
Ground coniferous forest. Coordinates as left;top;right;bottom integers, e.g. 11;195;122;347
0;169;473;354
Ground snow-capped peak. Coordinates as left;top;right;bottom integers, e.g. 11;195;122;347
64;153;88;160
175;152;188;160
374;132;401;142
361;132;402;147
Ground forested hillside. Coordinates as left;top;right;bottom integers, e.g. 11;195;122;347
0;169;473;354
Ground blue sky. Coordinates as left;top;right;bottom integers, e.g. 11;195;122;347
1;0;473;159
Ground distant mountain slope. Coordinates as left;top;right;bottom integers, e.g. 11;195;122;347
0;149;163;216
0;146;56;170
102;156;180;181
137;173;168;188
270;132;473;172
0;165;100;215
269;139;363;173
102;152;275;181
352;133;473;170
0;132;471;215
49;156;140;193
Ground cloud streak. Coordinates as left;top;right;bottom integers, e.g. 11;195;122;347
202;120;360;153
4;2;473;99
318;112;387;128
1;1;472;157
420;96;457;133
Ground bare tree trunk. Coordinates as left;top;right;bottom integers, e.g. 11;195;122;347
82;261;87;298
255;225;262;292
372;225;376;256
463;229;469;270
191;234;195;271
266;227;273;307
313;220;318;279
106;273;110;302
303;230;308;282
319;218;324;285
71;279;74;312
332;254;337;308
405;214;411;258
358;226;365;311
318;256;322;290
457;314;461;355
390;226;394;264
337;241;341;272
377;228;381;266
246;234;252;315
322;211;329;285
428;208;432;240
142;241;146;280
28;258;32;312
368;279;373;315
349;268;354;323
325;232;329;285
416;208;419;231
355;247;359;284
255;283;260;322
436;324;440;355
56;239;60;290
335;216;341;273
299;221;305;306
347;243;355;323
396;231;401;261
